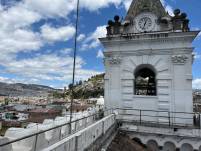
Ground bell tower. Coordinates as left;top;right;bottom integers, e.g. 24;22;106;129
99;0;199;124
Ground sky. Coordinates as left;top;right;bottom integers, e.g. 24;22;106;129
0;0;200;89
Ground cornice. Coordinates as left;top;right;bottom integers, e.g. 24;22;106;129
104;48;193;56
99;31;199;44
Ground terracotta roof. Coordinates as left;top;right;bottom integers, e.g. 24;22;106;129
28;108;60;113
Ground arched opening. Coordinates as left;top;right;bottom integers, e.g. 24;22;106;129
180;143;193;151
199;145;201;151
134;67;156;96
147;140;159;151
132;137;142;144
132;137;146;148
163;142;176;151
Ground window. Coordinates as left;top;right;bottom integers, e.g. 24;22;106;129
134;67;156;96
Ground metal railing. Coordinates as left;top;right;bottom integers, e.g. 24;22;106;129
116;108;201;129
1;108;201;150
0;109;114;150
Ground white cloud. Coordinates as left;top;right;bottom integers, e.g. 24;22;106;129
23;0;76;18
0;4;41;30
0;28;42;64
59;48;72;55
80;0;122;11
198;31;201;37
81;25;107;51
194;52;201;60
0;53;100;84
160;0;174;16
0;3;43;66
193;79;201;89
97;50;104;58
123;0;132;10
0;76;16;84
41;24;75;42
77;34;86;42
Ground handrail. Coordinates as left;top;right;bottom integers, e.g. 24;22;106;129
1;108;201;148
0;108;114;147
116;108;201;129
116;108;198;114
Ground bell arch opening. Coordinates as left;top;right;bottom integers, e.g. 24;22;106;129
134;65;157;96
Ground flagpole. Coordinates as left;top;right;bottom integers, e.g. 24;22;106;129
69;0;80;134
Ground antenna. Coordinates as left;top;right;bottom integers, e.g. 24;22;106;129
69;0;80;134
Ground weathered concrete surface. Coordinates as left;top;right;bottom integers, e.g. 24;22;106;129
40;114;116;151
106;132;147;151
84;122;118;151
120;122;201;150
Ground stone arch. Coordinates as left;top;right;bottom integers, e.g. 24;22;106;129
147;140;159;151
134;64;157;96
134;64;157;75
122;55;169;80
132;137;143;145
163;141;176;151
199;145;201;151
180;143;193;151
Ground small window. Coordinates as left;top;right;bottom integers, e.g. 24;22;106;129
134;68;156;96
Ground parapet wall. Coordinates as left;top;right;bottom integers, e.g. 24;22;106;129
42;114;116;151
0;109;116;151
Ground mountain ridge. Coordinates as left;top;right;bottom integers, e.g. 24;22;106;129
0;74;200;98
0;82;60;97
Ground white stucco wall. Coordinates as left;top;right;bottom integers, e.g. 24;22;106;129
100;31;199;124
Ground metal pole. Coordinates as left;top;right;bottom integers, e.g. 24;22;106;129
140;110;142;125
168;112;171;127
34;134;38;151
69;0;80;134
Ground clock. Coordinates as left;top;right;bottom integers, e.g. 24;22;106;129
138;17;152;31
135;12;157;32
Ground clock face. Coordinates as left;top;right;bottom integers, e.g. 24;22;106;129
135;13;156;32
138;17;152;31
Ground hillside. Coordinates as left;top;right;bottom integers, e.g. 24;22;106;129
66;74;104;99
0;82;59;97
0;74;199;99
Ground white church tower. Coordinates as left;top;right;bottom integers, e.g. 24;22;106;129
99;0;199;123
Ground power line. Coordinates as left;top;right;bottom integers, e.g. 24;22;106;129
69;0;80;134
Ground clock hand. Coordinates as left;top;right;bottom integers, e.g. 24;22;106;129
143;20;147;28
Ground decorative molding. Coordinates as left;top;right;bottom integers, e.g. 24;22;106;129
171;55;188;64
106;56;122;65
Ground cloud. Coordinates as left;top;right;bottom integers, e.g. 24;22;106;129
160;0;174;16
193;79;201;89
0;4;41;29
59;48;72;55
0;52;100;84
41;24;75;42
194;52;201;60
80;0;122;11
0;76;17;84
81;25;107;51
0;0;110;88
23;0;76;18
77;34;86;42
0;28;42;66
97;49;104;58
198;31;201;38
122;0;132;10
